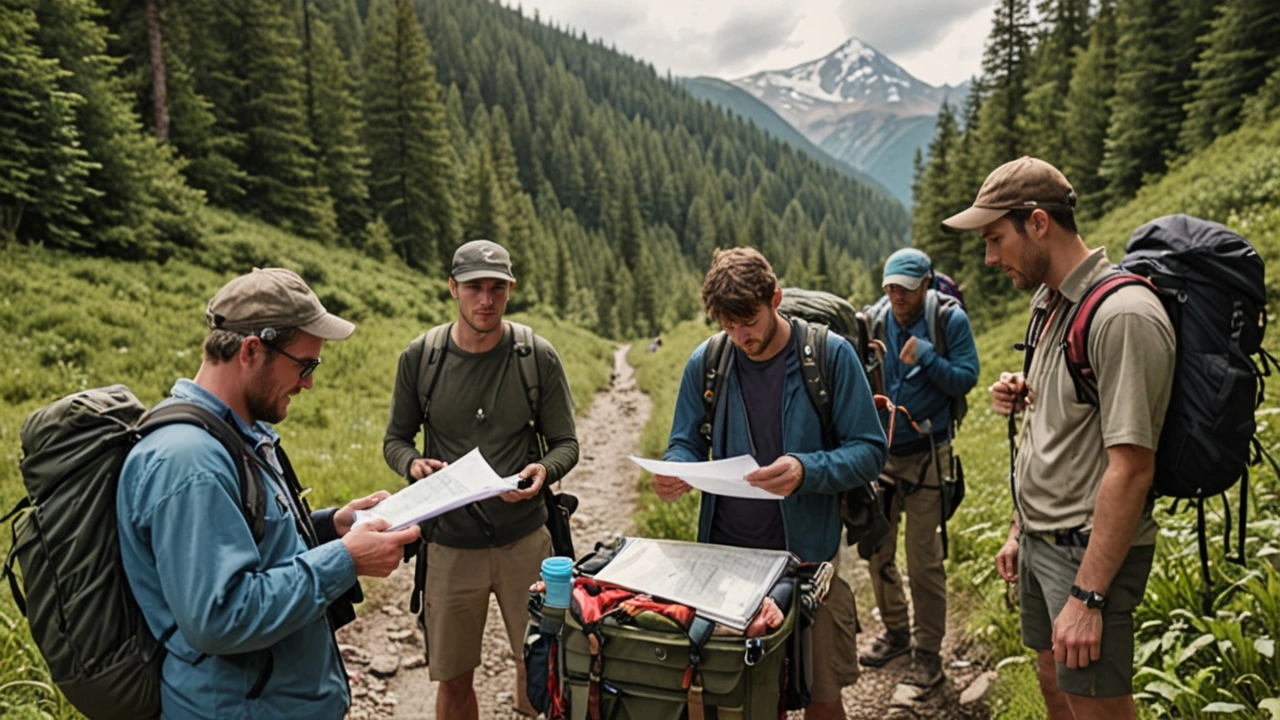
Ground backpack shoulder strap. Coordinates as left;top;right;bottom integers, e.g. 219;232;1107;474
1063;272;1157;405
700;332;733;449
417;323;453;417
796;319;835;448
138;403;266;544
927;290;961;360
508;321;541;420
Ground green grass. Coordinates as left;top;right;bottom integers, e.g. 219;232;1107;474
0;208;615;718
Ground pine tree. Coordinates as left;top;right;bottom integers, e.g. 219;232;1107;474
0;0;92;246
1018;0;1090;169
1062;0;1117;214
309;19;370;240
1099;0;1184;207
219;0;336;241
363;0;459;271
1179;0;1280;153
974;0;1033;167
31;0;203;255
912;102;963;274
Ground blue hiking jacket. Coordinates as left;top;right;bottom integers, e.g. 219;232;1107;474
880;300;980;446
663;323;888;562
118;380;356;720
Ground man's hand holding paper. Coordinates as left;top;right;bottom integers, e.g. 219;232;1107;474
355;448;521;530
629;454;779;500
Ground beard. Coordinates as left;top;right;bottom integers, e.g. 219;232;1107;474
245;363;290;424
1008;237;1051;290
737;312;778;359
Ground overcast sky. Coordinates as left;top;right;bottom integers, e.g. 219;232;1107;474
514;0;997;87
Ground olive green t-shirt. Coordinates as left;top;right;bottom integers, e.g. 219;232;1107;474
383;324;579;548
1014;248;1175;546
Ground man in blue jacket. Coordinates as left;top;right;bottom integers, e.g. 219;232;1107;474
858;248;979;687
653;248;887;720
118;268;420;719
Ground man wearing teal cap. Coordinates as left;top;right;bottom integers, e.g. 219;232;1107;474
858;248;979;688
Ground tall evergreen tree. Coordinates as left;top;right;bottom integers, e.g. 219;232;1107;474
0;0;92;246
309;19;370;240
1179;0;1280;153
1019;0;1090;169
363;0;459;271
1062;0;1117;214
912;102;963;274
974;0;1033;168
1099;0;1187;206
32;0;203;255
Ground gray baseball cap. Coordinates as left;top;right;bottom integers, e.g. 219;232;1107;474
451;240;516;283
206;268;355;340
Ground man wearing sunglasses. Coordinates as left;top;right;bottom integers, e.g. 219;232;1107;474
117;268;420;719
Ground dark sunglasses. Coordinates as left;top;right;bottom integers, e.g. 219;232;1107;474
266;343;322;379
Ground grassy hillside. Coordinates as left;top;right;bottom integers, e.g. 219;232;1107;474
0;210;616;717
630;117;1280;718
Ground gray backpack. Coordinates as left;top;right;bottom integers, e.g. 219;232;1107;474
2;386;265;720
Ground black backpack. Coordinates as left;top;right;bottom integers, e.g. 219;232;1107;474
700;307;891;559
2;387;267;720
1058;215;1274;608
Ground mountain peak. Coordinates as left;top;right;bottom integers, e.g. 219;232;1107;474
735;37;946;117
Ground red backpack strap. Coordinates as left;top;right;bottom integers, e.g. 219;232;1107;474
1064;272;1158;405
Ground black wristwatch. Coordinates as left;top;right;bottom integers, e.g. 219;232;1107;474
1070;585;1106;609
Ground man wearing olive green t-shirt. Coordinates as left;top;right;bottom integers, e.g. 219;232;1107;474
943;158;1174;720
383;240;579;720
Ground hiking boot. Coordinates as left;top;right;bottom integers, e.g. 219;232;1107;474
859;629;911;667
905;649;945;688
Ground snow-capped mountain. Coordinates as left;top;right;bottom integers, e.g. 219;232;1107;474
736;38;957;119
728;38;970;206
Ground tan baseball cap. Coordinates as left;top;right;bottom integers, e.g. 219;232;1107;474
942;156;1076;231
206;268;355;341
451;240;516;283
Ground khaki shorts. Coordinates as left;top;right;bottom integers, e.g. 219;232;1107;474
424;527;551;681
1018;534;1155;697
809;574;860;704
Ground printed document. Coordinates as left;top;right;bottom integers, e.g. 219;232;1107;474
592;538;793;630
354;448;519;531
627;454;777;500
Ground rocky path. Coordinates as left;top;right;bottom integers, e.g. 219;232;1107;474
338;345;992;719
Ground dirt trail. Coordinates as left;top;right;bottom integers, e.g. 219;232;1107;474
338;345;991;719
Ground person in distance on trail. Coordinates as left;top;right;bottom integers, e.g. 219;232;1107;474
947;157;1174;720
653;247;887;720
858;248;979;687
118;268;420;719
383;239;579;720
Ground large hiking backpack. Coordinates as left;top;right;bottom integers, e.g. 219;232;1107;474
701;305;891;557
1058;215;1273;608
2;386;266;720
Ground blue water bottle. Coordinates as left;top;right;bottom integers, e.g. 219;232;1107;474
541;557;574;609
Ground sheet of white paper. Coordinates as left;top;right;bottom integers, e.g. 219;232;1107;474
627;454;776;500
353;448;519;531
592;538;793;630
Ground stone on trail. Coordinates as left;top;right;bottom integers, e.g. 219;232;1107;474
959;670;997;705
369;655;400;677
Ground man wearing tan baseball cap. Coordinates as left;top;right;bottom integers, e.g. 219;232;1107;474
118;267;419;718
961;159;1175;720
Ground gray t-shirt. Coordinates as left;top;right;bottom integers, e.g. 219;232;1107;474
708;329;794;550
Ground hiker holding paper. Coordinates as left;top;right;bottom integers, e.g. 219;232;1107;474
946;157;1175;720
117;268;419;719
382;239;580;720
654;247;888;720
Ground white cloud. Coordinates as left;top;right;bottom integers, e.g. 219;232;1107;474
515;0;995;86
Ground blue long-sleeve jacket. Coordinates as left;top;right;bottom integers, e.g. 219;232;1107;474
118;380;356;720
663;325;888;562
881;302;980;446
